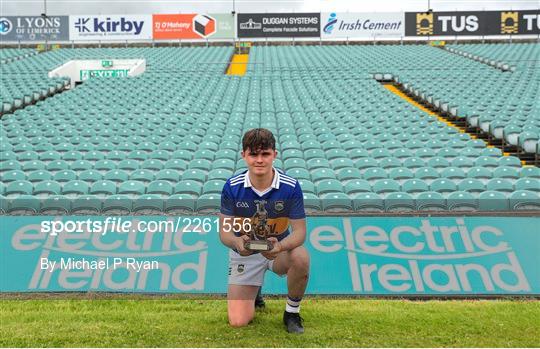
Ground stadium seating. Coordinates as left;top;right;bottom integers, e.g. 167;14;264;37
1;43;539;213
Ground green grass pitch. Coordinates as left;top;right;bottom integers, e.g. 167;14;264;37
1;296;539;347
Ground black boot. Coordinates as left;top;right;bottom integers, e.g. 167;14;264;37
283;311;304;333
254;287;265;308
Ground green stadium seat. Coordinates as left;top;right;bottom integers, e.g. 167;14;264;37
493;166;520;179
71;160;93;171
498;156;522;168
353;192;384;212
316;179;344;195
174;180;202;197
131;169;155;183
514;178;540;192
78;170;103;183
62;180;89;196
202;180;225;195
142;159;164;171
132;194;164;215
34;180;61;196
520;167;540;179
321;192;352;212
2;170;26;182
90;180;117;196
430;179;457;193
47;160;69;171
7;195;40;214
509;190;540;210
119;180;146;195
182;169;207;183
447;191;478;211
467;167;492;180
402;157;425;169
416;191;447;211
302;193;321;213
5;180;33;196
389;168;414;181
402;179;429;195
385;192;415;212
118;159;140;171
40;195;70;214
363;168;387;182
307;158;330;170
213;159;235;171
311;168;336;183
337;167;362;182
28;170;53;182
102;194;132;215
478;191;509;211
104;169;129;183
165;194;195;213
197;194;221;213
372;179;400;195
486;178;514;193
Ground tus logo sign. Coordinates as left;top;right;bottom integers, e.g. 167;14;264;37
323;13;338;34
0;17;13;35
310;218;537;294
501;11;519;34
416;12;433;35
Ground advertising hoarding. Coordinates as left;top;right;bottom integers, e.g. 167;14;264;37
2;216;538;295
405;10;540;36
237;13;320;38
69;15;152;41
153;13;234;40
321;12;404;38
0;16;69;41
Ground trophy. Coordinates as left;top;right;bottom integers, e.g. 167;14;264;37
244;200;274;252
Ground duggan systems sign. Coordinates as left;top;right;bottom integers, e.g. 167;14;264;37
152;13;234;39
237;13;320;38
405;10;540;36
1;216;538;295
69;15;152;40
321;12;404;38
0;16;69;41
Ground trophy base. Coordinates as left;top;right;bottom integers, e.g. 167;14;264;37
245;240;274;252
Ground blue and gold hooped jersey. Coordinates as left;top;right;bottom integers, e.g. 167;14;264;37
220;168;305;242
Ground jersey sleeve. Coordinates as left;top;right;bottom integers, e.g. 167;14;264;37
220;182;234;216
289;180;306;219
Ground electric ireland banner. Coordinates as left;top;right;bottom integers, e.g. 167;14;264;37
1;216;538;295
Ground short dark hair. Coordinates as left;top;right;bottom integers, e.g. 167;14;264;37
242;128;276;152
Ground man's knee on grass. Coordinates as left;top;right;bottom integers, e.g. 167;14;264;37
228;300;255;327
228;312;254;327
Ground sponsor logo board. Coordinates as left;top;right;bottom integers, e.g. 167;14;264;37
0;16;69;41
405;10;540;36
238;13;320;38
69;15;152;40
321;12;404;38
152;13;234;39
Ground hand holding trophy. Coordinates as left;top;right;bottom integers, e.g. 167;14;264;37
244;200;275;252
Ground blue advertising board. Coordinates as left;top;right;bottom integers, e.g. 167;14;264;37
1;216;538;295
